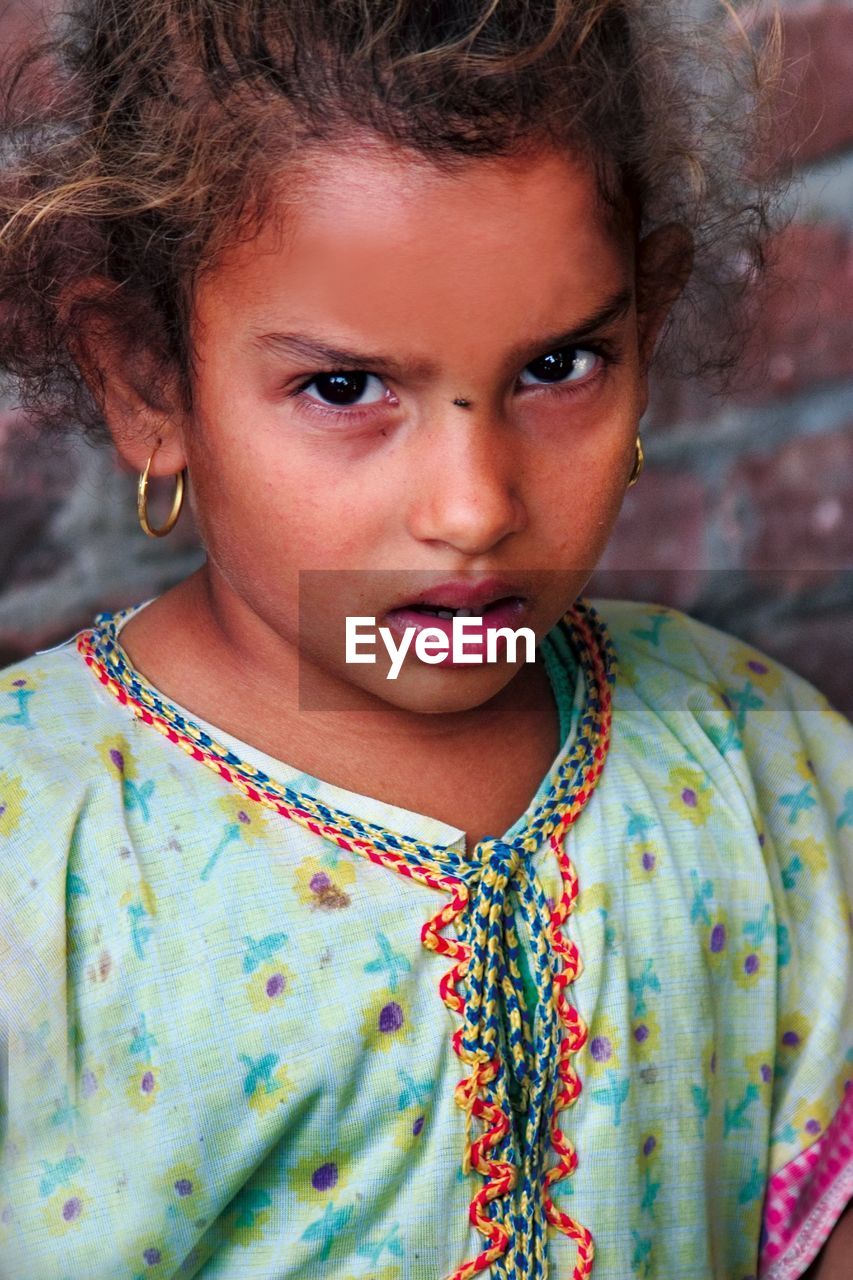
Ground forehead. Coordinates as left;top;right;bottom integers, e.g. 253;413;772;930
193;138;633;342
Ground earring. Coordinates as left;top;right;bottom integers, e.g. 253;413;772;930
137;440;186;537
627;435;644;488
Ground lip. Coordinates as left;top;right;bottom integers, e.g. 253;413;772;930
382;596;532;668
388;576;530;613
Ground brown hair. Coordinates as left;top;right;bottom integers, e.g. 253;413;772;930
0;0;784;443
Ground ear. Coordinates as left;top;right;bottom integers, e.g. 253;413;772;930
635;223;694;372
57;276;189;476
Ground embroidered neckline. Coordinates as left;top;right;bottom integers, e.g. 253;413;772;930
77;599;615;1279
82;601;586;857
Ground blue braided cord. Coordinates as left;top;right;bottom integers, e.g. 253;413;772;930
516;861;562;1275
477;847;560;1279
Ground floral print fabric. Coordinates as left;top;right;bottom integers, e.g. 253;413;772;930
0;597;851;1279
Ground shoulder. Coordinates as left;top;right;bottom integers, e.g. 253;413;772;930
590;596;852;838
0;631;121;763
592;595;846;721
0;630;143;854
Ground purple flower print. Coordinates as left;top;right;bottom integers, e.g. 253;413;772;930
760;1064;772;1084
747;660;768;676
237;810;250;825
805;1118;822;1136
379;1002;404;1034
633;1024;650;1044
140;1070;155;1094
642;1136;656;1157
174;1178;193;1197
308;871;350;910
710;923;727;953
667;771;710;822
265;973;286;998
62;1197;82;1222
590;1036;612;1063
743;953;760;976
311;1162;338;1192
143;1246;162;1265
110;748;125;772
641;851;656;872
81;1069;98;1098
412;1115;425;1136
782;1030;801;1048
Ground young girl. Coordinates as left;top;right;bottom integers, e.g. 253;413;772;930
0;2;850;1278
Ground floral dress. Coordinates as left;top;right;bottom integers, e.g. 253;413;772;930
0;597;851;1280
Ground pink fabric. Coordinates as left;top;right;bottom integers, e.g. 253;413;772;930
760;1081;853;1279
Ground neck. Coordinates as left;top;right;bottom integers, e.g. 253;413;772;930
118;563;562;769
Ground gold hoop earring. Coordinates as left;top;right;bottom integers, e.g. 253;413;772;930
627;435;644;488
137;442;186;538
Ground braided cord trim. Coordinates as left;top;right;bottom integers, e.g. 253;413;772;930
541;606;613;1279
76;599;615;1280
448;602;612;1280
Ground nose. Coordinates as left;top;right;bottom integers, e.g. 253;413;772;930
404;407;526;555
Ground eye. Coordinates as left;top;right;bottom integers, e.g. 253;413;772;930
299;370;387;408
518;346;601;387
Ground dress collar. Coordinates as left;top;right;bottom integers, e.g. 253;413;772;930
78;598;612;867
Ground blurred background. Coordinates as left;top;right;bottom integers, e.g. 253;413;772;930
1;0;851;713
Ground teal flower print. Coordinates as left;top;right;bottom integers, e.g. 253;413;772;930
0;672;38;728
364;933;412;992
300;1202;354;1262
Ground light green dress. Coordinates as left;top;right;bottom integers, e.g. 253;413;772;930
1;597;851;1280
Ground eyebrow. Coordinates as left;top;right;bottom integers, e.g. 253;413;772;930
249;286;634;376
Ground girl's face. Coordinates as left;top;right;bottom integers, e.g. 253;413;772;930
123;138;684;714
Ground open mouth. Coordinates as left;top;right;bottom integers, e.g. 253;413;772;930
377;594;533;670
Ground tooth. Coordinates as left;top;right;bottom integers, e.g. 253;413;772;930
456;608;474;617
436;610;455;619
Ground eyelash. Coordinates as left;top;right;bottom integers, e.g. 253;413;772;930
289;341;620;421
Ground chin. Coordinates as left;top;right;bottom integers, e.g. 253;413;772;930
298;656;524;716
385;658;532;711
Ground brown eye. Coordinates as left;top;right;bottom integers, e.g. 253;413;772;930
302;371;386;406
520;347;600;386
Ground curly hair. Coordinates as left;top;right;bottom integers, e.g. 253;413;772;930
0;0;785;443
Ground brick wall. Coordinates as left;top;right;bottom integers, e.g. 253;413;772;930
591;0;853;714
1;1;851;714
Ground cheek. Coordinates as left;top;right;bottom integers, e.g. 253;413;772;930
547;489;624;566
188;434;388;573
534;425;634;561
